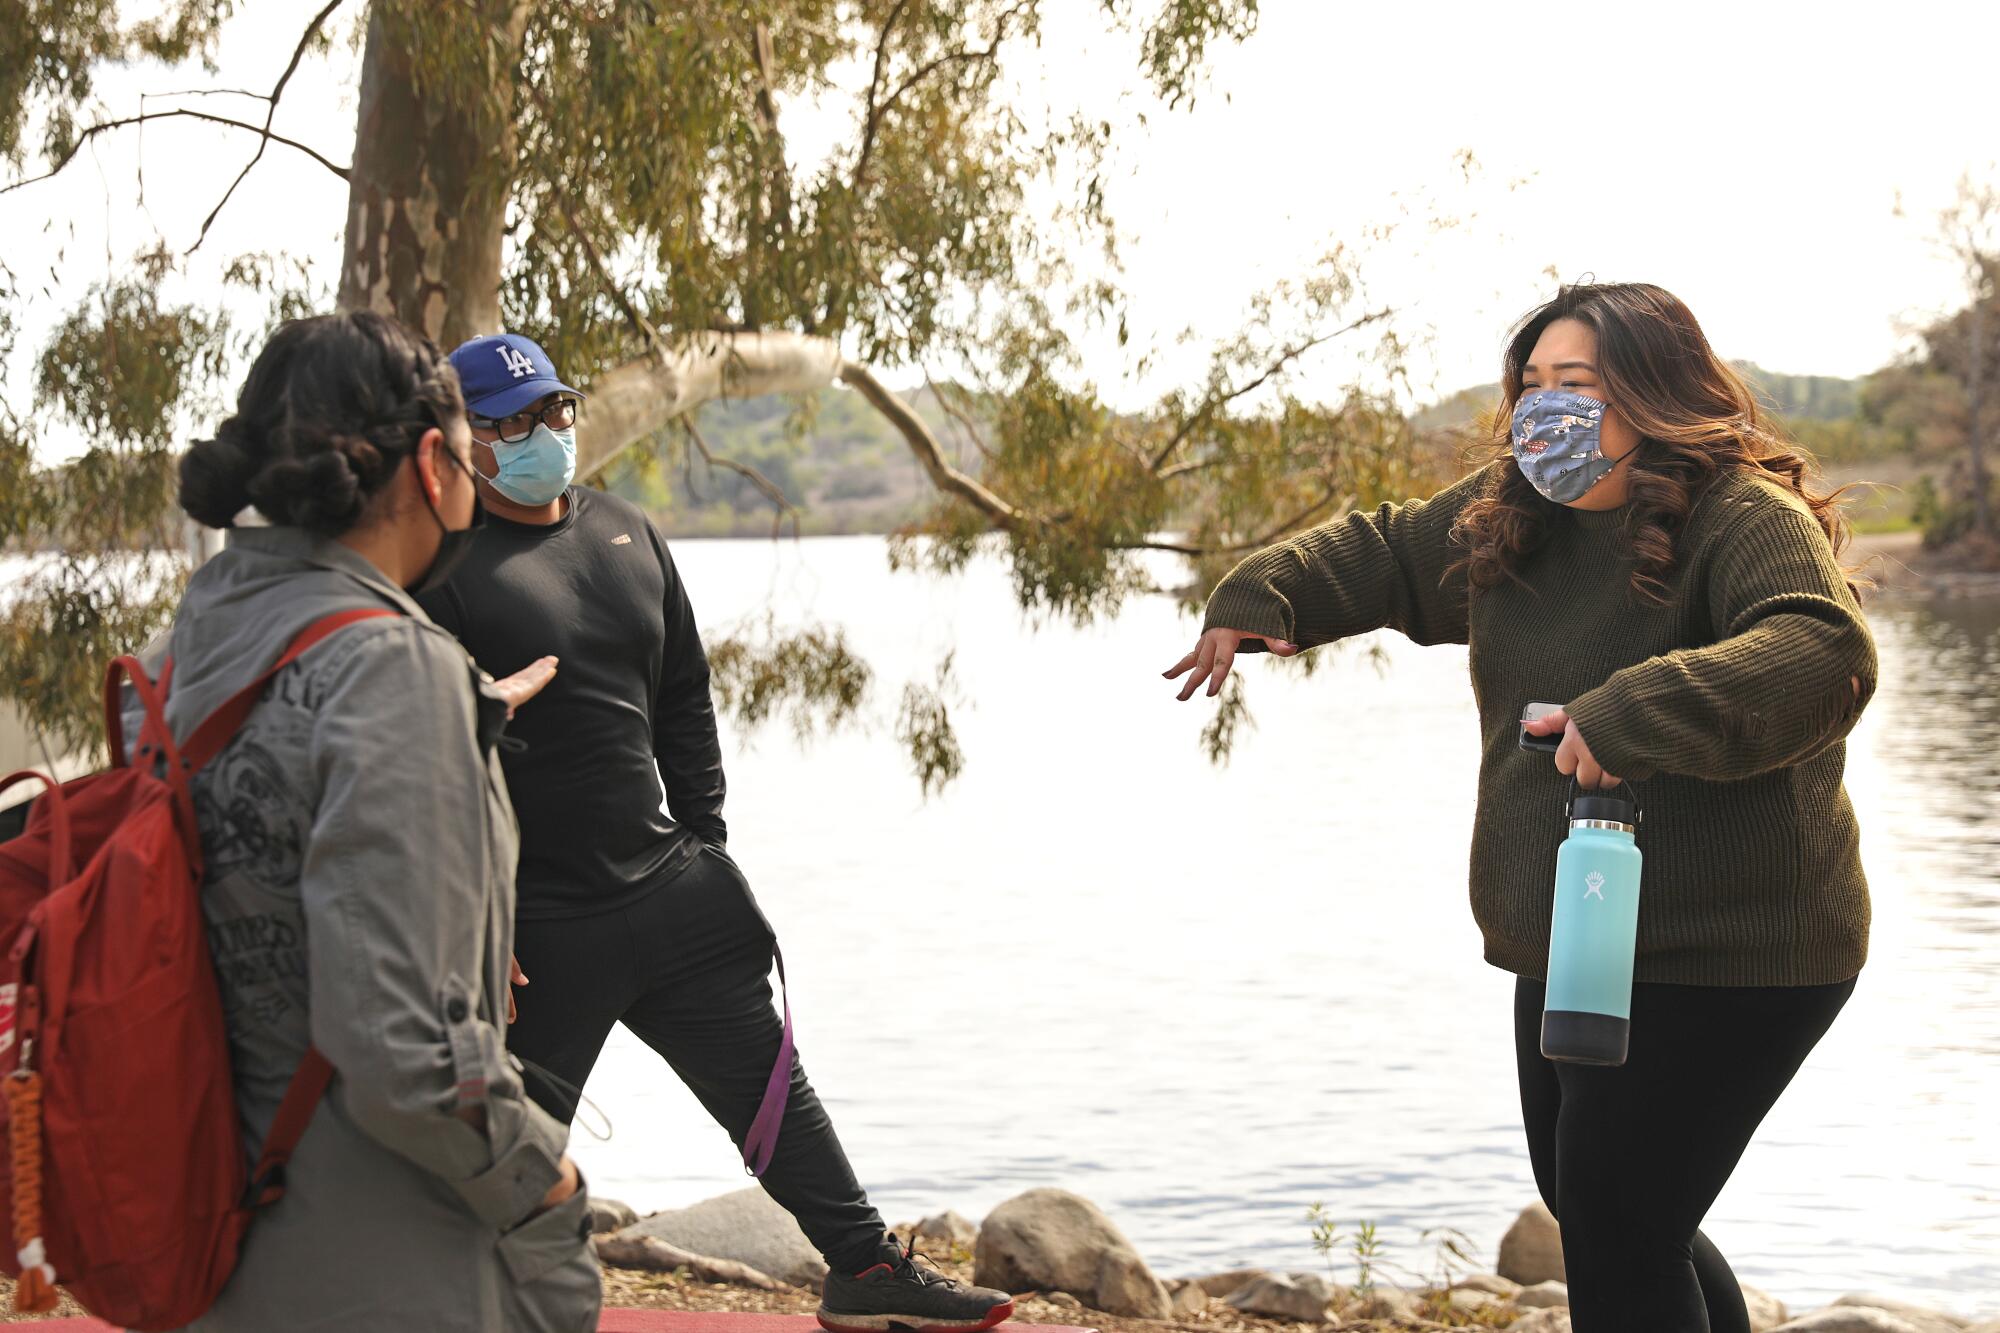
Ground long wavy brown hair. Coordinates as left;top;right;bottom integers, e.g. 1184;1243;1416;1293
1452;282;1853;603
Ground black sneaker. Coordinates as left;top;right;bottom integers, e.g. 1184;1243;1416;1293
817;1235;1015;1333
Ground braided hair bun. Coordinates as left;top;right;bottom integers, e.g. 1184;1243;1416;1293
180;311;465;537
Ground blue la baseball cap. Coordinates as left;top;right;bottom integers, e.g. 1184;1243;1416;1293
449;333;586;419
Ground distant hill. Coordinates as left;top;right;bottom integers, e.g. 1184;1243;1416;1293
1736;364;1862;421
600;382;982;538
607;364;1884;539
1413;364;1864;434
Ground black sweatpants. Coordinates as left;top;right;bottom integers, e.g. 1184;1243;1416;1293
1514;975;1854;1333
509;844;888;1274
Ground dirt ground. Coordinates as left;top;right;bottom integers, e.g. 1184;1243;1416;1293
2;1253;1525;1330
596;1245;1524;1333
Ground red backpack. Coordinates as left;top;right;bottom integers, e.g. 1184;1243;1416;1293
0;608;394;1329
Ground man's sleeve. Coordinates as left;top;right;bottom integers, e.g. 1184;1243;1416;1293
651;529;727;846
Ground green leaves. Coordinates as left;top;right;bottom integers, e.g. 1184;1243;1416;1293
1107;0;1260;109
706;615;873;742
2;272;224;752
1198;673;1250;767
0;0;236;165
895;651;965;799
706;619;966;797
0;553;185;762
36;277;226;453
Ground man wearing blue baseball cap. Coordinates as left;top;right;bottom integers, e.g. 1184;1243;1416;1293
419;334;1013;1333
447;333;586;510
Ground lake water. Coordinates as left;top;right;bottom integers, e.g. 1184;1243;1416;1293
563;535;2000;1314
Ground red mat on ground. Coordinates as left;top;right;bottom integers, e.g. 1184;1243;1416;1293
599;1318;1088;1333
24;1311;1091;1333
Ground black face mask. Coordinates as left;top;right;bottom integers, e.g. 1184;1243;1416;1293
409;446;486;595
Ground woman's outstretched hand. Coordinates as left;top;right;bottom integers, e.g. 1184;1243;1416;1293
493;655;559;719
1163;627;1300;701
1523;707;1622;789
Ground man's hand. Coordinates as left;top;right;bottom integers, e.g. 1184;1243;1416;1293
493;656;559;719
535;1154;581;1216
508;954;528;1024
1522;708;1621;789
1163;627;1300;701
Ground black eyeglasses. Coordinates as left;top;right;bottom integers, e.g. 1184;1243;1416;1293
470;397;579;444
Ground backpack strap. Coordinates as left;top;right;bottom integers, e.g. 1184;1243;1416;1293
102;609;401;883
102;655;176;773
243;1048;334;1209
181;608;402;772
102;657;198;850
0;772;73;885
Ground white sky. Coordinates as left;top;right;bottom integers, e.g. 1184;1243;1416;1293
2;0;1994;456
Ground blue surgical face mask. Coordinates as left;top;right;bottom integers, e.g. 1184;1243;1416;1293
482;423;575;506
1509;389;1616;504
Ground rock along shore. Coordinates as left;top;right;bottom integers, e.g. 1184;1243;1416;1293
580;1186;1998;1333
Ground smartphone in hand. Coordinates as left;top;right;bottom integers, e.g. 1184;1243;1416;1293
1519;700;1565;754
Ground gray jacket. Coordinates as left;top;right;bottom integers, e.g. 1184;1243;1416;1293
139;527;599;1333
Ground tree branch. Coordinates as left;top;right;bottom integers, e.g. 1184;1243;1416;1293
681;431;705;503
838;360;1024;527
750;22;795;219
880;16;1018;107
143;86;267;101
551;185;665;349
0;109;349;198
923;369;997;462
1119;492;1353;557
1157;454;1222;482
853;0;912;190
577;331;848;479
854;0;1028;188
521;115;850;482
742;19;798;329
188;0;347;255
682;417;800;540
1146;308;1394;472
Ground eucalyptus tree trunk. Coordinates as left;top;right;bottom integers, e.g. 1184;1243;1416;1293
336;2;528;347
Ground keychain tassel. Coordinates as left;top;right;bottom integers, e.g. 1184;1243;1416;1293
7;1071;58;1314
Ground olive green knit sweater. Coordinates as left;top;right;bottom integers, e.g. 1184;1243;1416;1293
1203;465;1876;986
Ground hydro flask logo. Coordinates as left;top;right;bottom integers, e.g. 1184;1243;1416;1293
1584;871;1607;901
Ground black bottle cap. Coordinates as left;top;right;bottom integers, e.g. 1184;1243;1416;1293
1570;789;1639;825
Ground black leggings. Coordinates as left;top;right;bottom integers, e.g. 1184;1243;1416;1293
509;845;888;1274
1514;975;1853;1333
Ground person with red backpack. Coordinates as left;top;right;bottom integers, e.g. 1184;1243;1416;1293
0;312;599;1331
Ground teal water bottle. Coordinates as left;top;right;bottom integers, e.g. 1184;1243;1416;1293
1541;781;1644;1066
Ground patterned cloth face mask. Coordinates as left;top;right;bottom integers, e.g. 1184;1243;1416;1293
1510;389;1616;504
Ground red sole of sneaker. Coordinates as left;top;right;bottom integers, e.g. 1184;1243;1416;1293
815;1299;1015;1333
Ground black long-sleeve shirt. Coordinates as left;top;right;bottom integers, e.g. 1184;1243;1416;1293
418;486;725;918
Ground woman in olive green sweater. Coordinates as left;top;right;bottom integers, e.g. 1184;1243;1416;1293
1168;283;1874;1333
